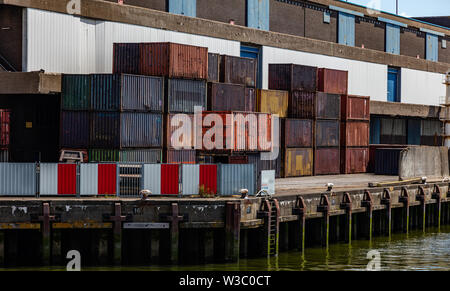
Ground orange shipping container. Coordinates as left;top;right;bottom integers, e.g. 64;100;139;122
341;147;369;174
341;95;370;121
282;148;313;177
256;89;288;117
340;121;370;147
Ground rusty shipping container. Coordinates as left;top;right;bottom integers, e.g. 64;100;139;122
317;68;348;95
91;74;164;112
207;82;255;112
164;149;196;164
288;91;339;120
269;64;317;92
228;155;249;164
341;121;370;147
281;119;313;148
289;91;315;119
167;79;207;113
60;111;90;148
139;43;208;79
113;43;140;75
315;120;340;147
220;55;257;87
341;95;370;121
314;148;340;175
208;53;220;82
340;147;369;174
256;89;288;117
165;114;194;149
316;92;341;120
0;109;11;148
282;148;313;177
201;111;272;152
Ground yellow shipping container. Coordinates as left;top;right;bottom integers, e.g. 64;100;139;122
256;89;288;117
282;148;313;177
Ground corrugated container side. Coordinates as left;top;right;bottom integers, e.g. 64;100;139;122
282;119;313;148
119;149;162;163
256;89;288;117
220;55;257;87
199;164;218;194
60;111;90;148
139;43;208;79
208;53;220;82
98;164;117;195
218;164;255;196
90;112;120;148
282;148;313;177
121;74;164;112
161;164;179;195
58;164;77;195
167;79;207;113
341;95;370;121
0;109;11;147
61;75;90;110
340;147;369;174
91;74;121;111
182;164;199;195
207;82;254;112
380;118;407;144
228;155;249;164
113;43;140;75
317;68;348;95
0;163;36;196
0;149;9;162
314;148;340;175
164;149;196;164
341;121;370;147
315;120;340;147
89;149;119;162
289;91;315;119
120;112;163;148
165;114;194;149
248;152;282;184
316;92;340;120
368;144;407;172
268;64;317;92
196;154;215;164
374;148;403;175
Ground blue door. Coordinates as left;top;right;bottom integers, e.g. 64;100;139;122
338;12;355;46
247;0;269;31
426;33;438;62
370;117;380;144
387;68;399;102
407;119;421;145
168;0;196;17
386;24;400;55
241;45;262;88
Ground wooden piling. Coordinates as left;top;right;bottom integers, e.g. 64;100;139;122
225;202;241;262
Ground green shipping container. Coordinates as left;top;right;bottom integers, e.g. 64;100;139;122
62;74;91;110
88;149;119;162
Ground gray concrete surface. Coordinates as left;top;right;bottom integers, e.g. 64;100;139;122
399;146;449;180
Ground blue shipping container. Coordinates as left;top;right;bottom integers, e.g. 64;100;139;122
60;111;90;148
218;164;255;196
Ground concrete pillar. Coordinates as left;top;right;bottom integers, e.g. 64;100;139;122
38;203;55;266
225;202;241;262
51;230;62;266
150;230;160;264
403;205;410;233
435;198;442;229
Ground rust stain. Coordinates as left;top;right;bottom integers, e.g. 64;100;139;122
0;223;40;230
52;222;113;229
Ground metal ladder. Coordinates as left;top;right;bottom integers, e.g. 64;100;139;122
268;199;279;257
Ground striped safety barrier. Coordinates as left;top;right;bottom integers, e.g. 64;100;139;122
141;164;179;195
80;163;118;196
182;164;217;195
39;163;77;195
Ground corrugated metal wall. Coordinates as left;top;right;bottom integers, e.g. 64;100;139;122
120;113;163;148
39;163;58;195
218;164;255;196
182;164;199;195
0;163;36;196
142;164;161;195
400;68;445;106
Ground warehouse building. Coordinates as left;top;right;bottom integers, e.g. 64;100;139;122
0;0;449;163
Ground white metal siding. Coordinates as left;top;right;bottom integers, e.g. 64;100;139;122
80;163;98;195
182;164;199;195
39;163;58;195
24;8;240;74
262;46;388;102
142;164;161;195
400;68;446;106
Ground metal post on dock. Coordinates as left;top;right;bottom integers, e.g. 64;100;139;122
38;203;55;266
432;185;442;230
381;189;392;237
318;195;330;248
362;191;373;241
108;203;126;265
417;186;427;232
399;187;410;234
225;202;241;262
340;193;352;244
293;196;306;255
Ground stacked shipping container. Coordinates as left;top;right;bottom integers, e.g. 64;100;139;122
340;95;370;174
0;109;10;162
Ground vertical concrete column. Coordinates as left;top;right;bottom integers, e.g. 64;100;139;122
204;229;215;262
432;186;442;229
317;195;330;248
400;188;410;234
225;202;241;262
381;189;392;237
293;196;306;255
38;203;55;266
109;203;126;265
51;230;62;266
361;191;373;241
166;203;184;264
418;186;427;232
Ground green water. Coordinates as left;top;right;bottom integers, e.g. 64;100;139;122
4;226;450;271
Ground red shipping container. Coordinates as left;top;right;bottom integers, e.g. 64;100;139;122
341;95;370;121
341;147;369;174
340;121;370;147
282;119;313;148
314;148;340;175
139;43;208;79
98;164;117;195
199;164;217;194
317;68;348;95
57;164;77;195
0;109;11;148
161;164;179;195
164;149;196;164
